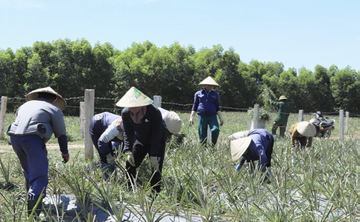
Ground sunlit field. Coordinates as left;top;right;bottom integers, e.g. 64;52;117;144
0;111;358;221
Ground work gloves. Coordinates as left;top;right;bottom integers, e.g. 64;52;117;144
189;111;196;125
125;151;135;167
62;153;70;163
106;153;115;165
149;156;159;171
217;111;224;126
235;163;242;171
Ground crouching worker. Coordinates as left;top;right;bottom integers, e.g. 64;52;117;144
116;87;166;193
289;121;317;148
89;112;124;180
230;129;274;183
7;87;69;217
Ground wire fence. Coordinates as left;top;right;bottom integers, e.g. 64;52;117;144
4;96;360;117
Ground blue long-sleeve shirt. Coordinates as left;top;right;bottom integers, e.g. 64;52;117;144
239;129;274;171
191;88;220;116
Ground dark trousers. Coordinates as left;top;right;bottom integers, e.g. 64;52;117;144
11;135;48;200
272;122;287;137
126;142;165;193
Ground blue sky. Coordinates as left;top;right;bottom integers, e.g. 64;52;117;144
0;0;359;72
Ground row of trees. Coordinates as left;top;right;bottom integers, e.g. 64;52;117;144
0;38;359;115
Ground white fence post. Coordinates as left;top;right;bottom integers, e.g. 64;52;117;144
339;109;344;140
298;110;304;122
80;101;85;138
345;111;349;134
0;96;7;138
84;89;95;161
153;95;162;108
253;104;260;129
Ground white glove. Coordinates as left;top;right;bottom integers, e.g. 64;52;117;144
106;153;115;165
149;156;159;171
189;111;196;124
217;111;224;126
125;151;135;167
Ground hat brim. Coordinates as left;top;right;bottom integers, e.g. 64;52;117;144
230;137;252;162
164;111;182;134
116;86;153;108
296;121;316;137
26;87;67;110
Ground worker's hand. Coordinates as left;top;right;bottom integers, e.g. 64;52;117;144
189;118;194;125
106;153;115;165
62;153;69;163
189;111;196;125
125;151;135;167
149;156;159;171
217;111;224;126
235;163;242;171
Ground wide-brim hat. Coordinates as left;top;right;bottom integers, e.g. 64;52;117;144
199;76;219;86
278;95;287;100
228;130;250;141
116;86;153;108
164;111;182;134
296;121;317;137
26;86;67;110
230;137;252;162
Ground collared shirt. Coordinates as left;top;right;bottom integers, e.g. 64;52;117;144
191;88;220;116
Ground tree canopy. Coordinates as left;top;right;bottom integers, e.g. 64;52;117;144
0;39;358;115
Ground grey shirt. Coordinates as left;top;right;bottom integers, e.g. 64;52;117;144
8;99;67;141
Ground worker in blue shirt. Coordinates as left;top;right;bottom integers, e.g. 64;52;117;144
89;112;124;179
230;129;274;183
189;76;224;146
7;87;69;217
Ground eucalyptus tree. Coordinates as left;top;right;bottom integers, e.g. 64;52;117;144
330;66;359;112
313;65;335;111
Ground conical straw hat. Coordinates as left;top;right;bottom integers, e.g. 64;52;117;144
199;76;219;86
164;111;182;134
230;137;252;161
116;86;153;108
26;86;67;110
296;121;317;137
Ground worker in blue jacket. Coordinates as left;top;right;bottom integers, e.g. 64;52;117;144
230;129;274;183
189;76;224;146
89;112;124;179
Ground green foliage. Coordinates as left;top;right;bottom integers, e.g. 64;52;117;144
0;112;358;221
0;39;358;114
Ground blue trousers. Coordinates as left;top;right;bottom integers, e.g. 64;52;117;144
198;115;220;145
11;135;48;200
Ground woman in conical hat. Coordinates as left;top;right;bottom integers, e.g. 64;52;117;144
189;76;224;146
230;129;274;183
116;86;166;193
289;121;319;148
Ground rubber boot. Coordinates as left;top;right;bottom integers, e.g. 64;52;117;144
27;199;42;218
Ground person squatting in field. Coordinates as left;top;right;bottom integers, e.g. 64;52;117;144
116;87;167;193
289;121;319;148
89;112;124;179
7;87;69;217
229;129;274;183
189;76;224;146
